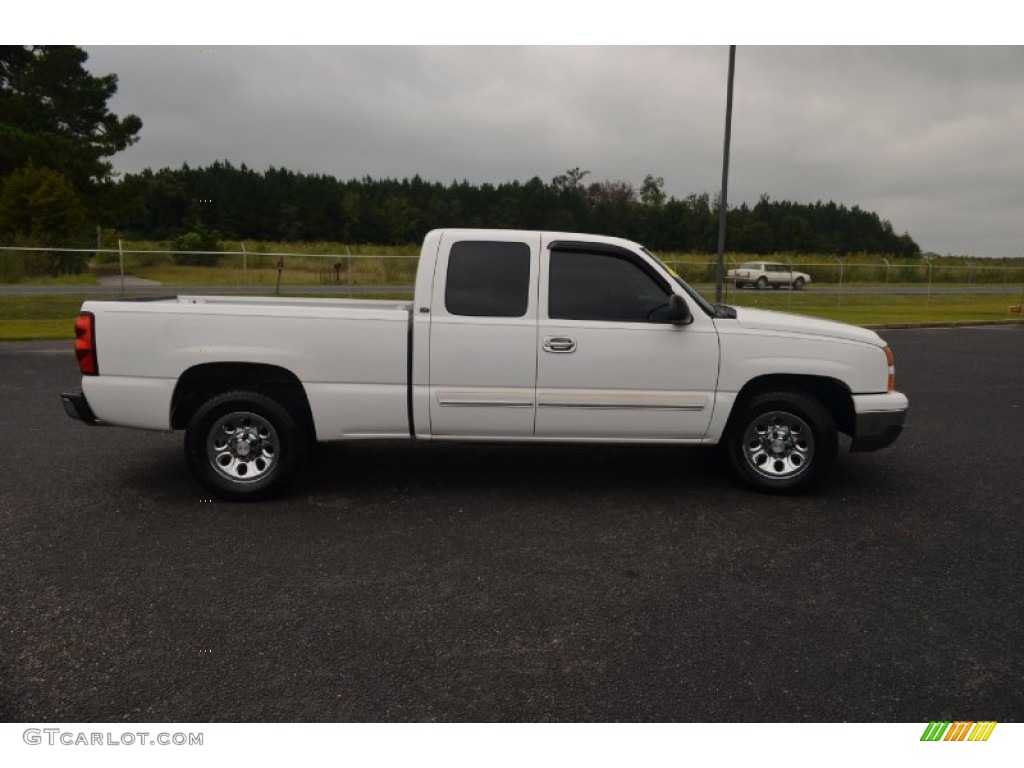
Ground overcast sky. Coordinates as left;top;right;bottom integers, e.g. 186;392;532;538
82;45;1024;258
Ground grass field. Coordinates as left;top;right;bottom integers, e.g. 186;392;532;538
94;244;421;287
4;240;1021;287
1;292;1019;342
125;259;420;287
709;291;1023;325
0;296;94;341
118;250;1024;289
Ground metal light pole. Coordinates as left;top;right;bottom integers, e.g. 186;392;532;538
715;45;737;304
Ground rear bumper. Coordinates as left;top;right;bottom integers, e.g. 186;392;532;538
61;387;103;425
850;391;908;452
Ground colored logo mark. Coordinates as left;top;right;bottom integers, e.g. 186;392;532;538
921;721;997;742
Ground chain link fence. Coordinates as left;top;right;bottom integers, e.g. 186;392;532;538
0;244;419;296
663;256;1024;313
2;245;1022;312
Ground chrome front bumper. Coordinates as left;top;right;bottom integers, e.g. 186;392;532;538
850;392;908;452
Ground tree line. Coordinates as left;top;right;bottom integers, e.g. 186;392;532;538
100;164;921;257
1;45;921;279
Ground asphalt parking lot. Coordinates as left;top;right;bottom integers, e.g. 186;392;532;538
1;326;1022;722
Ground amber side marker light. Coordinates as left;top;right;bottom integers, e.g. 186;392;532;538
74;311;98;375
883;345;895;392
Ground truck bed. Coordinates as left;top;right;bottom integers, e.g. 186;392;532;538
80;294;414;439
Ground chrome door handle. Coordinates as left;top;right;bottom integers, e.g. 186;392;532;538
543;336;577;353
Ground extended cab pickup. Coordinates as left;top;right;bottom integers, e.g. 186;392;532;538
62;229;907;499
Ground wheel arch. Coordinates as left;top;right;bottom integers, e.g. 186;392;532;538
726;374;855;438
170;362;314;434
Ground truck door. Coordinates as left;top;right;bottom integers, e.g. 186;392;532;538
534;239;719;440
427;232;540;437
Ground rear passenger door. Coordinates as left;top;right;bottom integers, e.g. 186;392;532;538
427;232;540;437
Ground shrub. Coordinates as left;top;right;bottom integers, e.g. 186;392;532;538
171;230;223;266
0;251;25;283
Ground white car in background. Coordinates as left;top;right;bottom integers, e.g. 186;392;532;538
728;261;811;290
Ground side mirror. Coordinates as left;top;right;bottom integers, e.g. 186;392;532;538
668;294;692;326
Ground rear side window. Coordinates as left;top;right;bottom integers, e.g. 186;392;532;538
549;250;670;323
445;241;531;317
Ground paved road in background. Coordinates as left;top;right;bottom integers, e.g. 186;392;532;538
1;283;1021;297
1;327;1022;721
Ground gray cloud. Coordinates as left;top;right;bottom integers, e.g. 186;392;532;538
84;45;1024;257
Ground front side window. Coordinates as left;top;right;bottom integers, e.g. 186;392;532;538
549;250;671;323
445;241;531;317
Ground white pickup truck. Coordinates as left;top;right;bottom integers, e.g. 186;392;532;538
62;229;907;499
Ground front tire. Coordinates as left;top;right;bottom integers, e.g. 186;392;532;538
726;391;838;494
184;390;307;501
756;276;768;290
793;277;806;290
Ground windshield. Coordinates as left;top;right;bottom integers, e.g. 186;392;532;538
641;247;715;317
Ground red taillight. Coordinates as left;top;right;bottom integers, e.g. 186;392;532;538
74;312;98;376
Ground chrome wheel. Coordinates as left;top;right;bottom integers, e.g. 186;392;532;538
207;410;279;483
742;410;815;480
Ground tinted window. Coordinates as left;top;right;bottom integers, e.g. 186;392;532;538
549;250;670;323
445;241;530;317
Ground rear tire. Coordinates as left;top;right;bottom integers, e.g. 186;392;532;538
756;276;768;290
726;391;838;494
184;390;307;501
